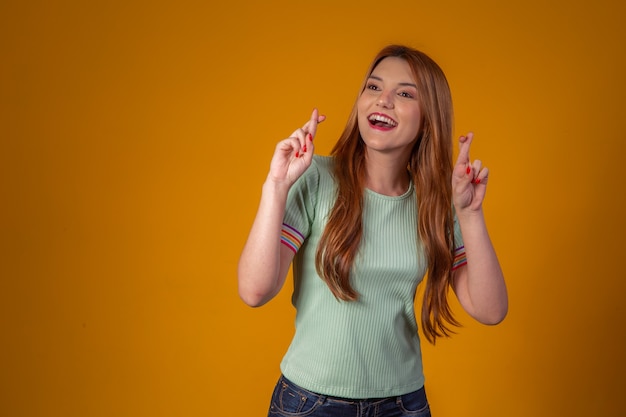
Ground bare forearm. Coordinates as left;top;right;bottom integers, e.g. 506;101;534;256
237;110;322;306
457;210;508;324
237;178;291;306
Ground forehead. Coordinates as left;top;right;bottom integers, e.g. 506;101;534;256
370;56;416;83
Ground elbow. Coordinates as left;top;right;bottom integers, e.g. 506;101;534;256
237;260;283;307
238;289;269;308
480;312;507;326
477;304;508;326
237;264;269;307
237;277;273;307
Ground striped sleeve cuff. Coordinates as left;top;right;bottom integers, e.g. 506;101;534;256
280;223;305;254
452;245;467;270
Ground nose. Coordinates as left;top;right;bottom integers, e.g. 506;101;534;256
376;90;394;109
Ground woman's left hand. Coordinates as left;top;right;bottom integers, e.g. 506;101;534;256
452;132;488;213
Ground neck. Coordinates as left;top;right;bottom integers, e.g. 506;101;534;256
364;151;411;196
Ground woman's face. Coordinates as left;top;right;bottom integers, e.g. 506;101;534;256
357;57;422;158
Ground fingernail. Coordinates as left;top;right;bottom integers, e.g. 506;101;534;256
466;166;471;175
473;178;481;184
303;145;307;152
307;133;313;142
295;151;300;158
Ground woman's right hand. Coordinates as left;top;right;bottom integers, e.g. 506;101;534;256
238;109;326;307
268;108;325;186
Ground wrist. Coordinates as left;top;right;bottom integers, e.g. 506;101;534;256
455;206;485;223
263;176;292;197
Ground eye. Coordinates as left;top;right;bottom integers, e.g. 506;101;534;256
399;91;414;98
366;83;380;91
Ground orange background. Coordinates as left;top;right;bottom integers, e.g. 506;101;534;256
1;0;624;416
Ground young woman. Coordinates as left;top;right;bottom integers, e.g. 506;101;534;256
238;44;508;417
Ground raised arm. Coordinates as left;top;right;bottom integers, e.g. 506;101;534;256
237;109;325;307
451;132;508;324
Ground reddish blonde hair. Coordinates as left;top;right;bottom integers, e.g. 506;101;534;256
315;45;459;344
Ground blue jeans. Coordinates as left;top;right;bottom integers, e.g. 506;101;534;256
268;375;431;417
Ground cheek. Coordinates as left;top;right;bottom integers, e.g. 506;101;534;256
356;95;368;114
357;113;369;135
404;108;422;135
356;99;369;130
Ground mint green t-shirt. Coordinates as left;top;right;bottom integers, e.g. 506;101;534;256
279;155;464;399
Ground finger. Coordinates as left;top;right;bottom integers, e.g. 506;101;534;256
466;159;482;182
303;108;319;138
304;108;318;128
300;137;315;163
289;127;318;158
288;129;307;157
455;132;474;167
471;159;482;175
292;110;319;138
299;130;316;157
280;136;301;155
303;108;326;139
287;109;325;158
473;167;489;185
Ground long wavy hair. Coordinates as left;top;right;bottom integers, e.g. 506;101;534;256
314;45;459;344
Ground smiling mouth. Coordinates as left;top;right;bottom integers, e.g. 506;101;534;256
368;113;398;128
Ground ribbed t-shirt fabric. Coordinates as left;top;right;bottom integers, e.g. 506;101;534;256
279;155;465;399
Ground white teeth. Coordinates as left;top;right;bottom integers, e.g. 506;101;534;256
368;114;397;126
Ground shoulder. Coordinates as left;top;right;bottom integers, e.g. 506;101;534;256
287;155;336;206
309;155;337;191
311;154;334;172
292;155;333;185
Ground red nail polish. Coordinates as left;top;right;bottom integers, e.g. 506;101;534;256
475;178;481;184
307;133;313;141
303;145;307;152
466;166;471;175
295;151;299;158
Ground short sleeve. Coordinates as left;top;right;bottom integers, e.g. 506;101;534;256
280;159;320;254
452;214;467;270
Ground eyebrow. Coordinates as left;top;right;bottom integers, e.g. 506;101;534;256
368;75;417;88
